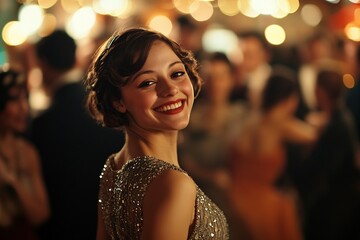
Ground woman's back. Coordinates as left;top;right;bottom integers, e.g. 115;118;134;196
231;115;286;186
229;114;302;240
99;155;229;240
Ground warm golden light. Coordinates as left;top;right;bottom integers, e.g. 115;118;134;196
190;0;213;22
265;24;286;45
202;28;238;54
250;0;278;15
93;0;129;16
149;15;173;36
301;4;322;26
66;7;96;39
61;0;81;13
345;22;360;42
343;73;355;89
272;7;288;19
38;0;57;9
218;0;240;16
287;0;299;13
18;4;44;35
173;0;194;14
238;0;259;18
277;0;290;13
2;21;28;46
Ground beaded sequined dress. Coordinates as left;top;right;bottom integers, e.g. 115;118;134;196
99;155;229;240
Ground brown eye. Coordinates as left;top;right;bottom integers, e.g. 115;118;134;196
138;80;156;88
171;71;185;79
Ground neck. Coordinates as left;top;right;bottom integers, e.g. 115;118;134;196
43;69;68;97
120;127;179;166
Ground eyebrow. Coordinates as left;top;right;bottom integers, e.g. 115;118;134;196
131;61;183;83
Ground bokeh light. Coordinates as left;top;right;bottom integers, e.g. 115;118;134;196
345;22;360;42
264;24;286;45
2;21;28;46
238;0;260;18
286;0;300;13
93;0;129;16
301;4;322;26
272;7;288;19
190;0;213;21
343;73;355;89
149;15;173;36
202;28;238;54
37;0;57;9
18;4;44;35
218;0;240;16
250;0;278;15
325;0;341;3
66;6;96;39
173;0;194;14
61;0;81;13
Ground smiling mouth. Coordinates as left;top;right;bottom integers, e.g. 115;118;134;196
155;100;184;113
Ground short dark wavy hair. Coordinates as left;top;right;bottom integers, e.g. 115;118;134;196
85;27;202;128
261;65;298;112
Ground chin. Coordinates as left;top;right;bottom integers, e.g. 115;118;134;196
177;121;190;130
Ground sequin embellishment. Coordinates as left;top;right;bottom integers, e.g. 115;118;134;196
99;155;229;239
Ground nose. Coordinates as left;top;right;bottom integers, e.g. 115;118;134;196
157;78;178;97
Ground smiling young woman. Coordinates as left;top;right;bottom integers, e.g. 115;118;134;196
85;28;229;240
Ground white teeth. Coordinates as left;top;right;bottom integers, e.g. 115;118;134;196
157;101;183;112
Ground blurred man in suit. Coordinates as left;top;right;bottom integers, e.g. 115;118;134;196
31;30;124;240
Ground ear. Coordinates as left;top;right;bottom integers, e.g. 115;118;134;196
112;100;126;113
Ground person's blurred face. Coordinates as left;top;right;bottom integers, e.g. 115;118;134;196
0;87;29;133
203;60;234;103
241;37;268;73
117;41;195;132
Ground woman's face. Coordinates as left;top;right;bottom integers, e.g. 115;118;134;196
0;87;29;133
117;41;195;132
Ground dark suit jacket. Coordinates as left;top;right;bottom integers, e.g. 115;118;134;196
295;108;360;240
31;82;124;240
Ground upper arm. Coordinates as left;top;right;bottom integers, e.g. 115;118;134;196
141;170;196;240
282;118;318;144
96;205;111;240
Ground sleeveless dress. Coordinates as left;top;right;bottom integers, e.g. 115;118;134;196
99;155;229;240
229;146;302;240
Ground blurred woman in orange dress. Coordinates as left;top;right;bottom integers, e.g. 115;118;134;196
229;66;317;240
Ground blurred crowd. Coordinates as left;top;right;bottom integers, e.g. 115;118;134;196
1;14;360;240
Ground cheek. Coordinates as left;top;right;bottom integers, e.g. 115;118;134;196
183;79;195;103
122;92;156;117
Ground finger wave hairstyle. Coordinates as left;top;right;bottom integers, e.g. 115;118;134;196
85;27;202;128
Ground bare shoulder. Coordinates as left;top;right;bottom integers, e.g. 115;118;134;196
142;168;197;239
146;168;197;202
